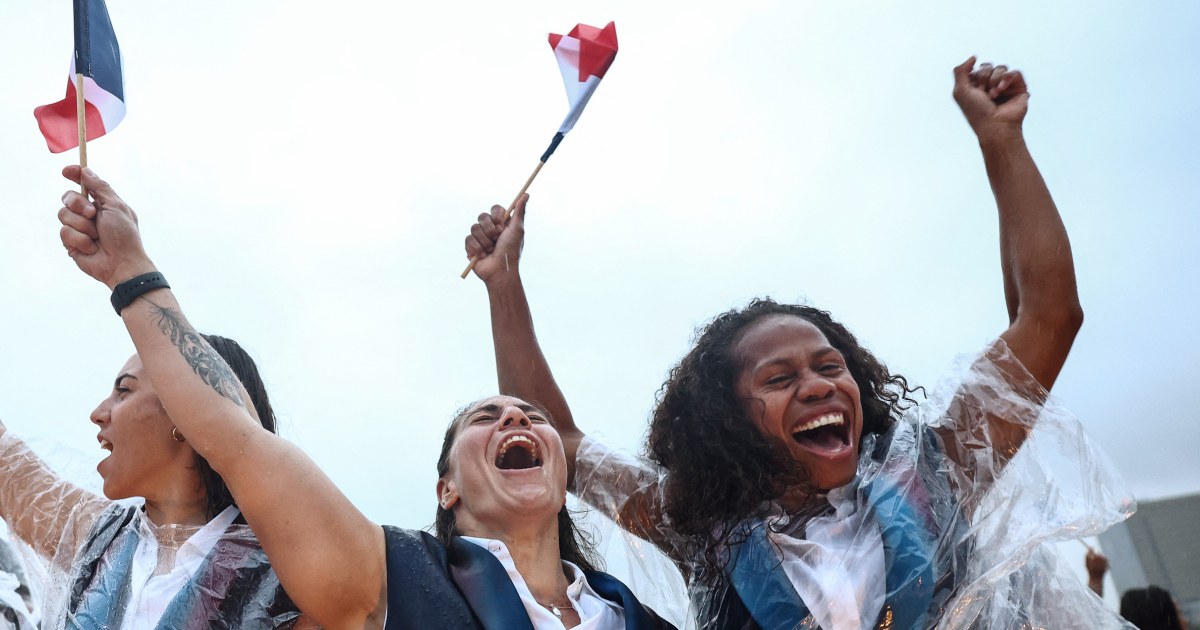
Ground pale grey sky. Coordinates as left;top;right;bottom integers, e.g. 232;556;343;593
1;0;1197;617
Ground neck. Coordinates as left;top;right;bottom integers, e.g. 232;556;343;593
143;482;210;526
461;514;572;604
144;499;210;526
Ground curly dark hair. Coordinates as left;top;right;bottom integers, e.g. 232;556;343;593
433;400;601;572
648;298;921;576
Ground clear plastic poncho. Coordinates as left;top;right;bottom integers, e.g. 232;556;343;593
575;339;1136;629
0;429;307;629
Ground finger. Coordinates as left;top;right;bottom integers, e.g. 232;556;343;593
59;225;98;255
61;164;85;185
952;56;976;90
478;212;501;242
465;234;488;259
988;65;1009;98
470;223;496;253
970;62;995;88
78;167;124;208
61;190;97;220
58;205;99;240
489;204;506;225
996;69;1026;96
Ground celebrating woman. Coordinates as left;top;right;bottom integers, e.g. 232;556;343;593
0;333;308;628
464;59;1131;629
54;167;674;629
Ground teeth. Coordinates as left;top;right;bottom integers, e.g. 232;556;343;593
100;439;113;452
498;435;537;458
793;413;844;434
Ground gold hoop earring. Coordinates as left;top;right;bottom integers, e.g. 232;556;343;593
171;427;186;443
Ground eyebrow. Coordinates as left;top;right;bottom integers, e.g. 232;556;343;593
751;346;843;373
471;402;542;415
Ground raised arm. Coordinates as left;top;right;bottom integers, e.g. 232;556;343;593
56;167;385;630
0;423;110;564
953;57;1084;388
465;199;680;558
464;197;584;478
942;59;1084;484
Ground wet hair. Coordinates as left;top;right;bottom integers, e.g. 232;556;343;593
1120;586;1182;630
433;400;600;572
647;298;921;575
196;334;277;520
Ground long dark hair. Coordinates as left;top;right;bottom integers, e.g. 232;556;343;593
648;298;921;575
195;334;277;520
433;401;600;572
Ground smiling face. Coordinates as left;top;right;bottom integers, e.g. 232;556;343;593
732;314;864;490
436;396;568;538
91;355;200;501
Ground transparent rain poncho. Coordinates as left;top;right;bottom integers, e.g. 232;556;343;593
0;430;306;629
575;339;1136;629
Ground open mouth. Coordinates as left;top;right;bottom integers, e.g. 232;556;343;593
791;413;850;451
99;438;113;453
495;435;543;470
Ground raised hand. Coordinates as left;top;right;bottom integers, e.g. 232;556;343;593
953;57;1029;141
464;193;528;285
57;166;156;289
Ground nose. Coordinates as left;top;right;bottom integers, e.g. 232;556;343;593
90;400;110;426
499;406;532;430
797;372;836;403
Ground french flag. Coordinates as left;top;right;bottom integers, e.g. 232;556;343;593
34;0;125;154
548;22;617;136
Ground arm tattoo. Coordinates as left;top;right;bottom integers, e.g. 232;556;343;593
144;299;246;408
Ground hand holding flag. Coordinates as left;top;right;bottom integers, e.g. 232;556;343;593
461;21;617;278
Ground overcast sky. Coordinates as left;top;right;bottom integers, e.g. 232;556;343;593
1;0;1197;618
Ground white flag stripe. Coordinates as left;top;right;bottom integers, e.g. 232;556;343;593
557;75;600;134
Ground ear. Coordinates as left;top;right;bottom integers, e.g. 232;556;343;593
436;477;458;510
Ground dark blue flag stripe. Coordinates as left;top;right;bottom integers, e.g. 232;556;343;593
73;0;123;101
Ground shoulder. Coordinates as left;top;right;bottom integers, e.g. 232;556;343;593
381;526;450;580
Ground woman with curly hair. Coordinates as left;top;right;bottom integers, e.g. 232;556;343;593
464;58;1132;629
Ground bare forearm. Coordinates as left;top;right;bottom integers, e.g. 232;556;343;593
486;273;584;478
981;132;1081;326
121;288;384;627
119;287;261;463
980;132;1082;390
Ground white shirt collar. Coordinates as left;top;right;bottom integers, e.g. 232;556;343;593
460;536;625;629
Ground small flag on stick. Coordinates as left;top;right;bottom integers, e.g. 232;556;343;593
34;0;125;161
461;21;618;278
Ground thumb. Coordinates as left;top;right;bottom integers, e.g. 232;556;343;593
952;56;976;90
79;168;121;207
511;193;529;228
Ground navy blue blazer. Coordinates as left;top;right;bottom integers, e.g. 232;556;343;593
382;526;676;630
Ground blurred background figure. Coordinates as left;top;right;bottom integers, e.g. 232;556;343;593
1085;549;1192;630
1121;586;1186;630
1098;493;1199;629
1089;548;1111;597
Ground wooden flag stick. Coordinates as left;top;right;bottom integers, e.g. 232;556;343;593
75;72;88;196
460;160;546;279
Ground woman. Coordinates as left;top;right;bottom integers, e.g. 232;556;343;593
0;334;308;628
464;59;1132;628
54;166;674;630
